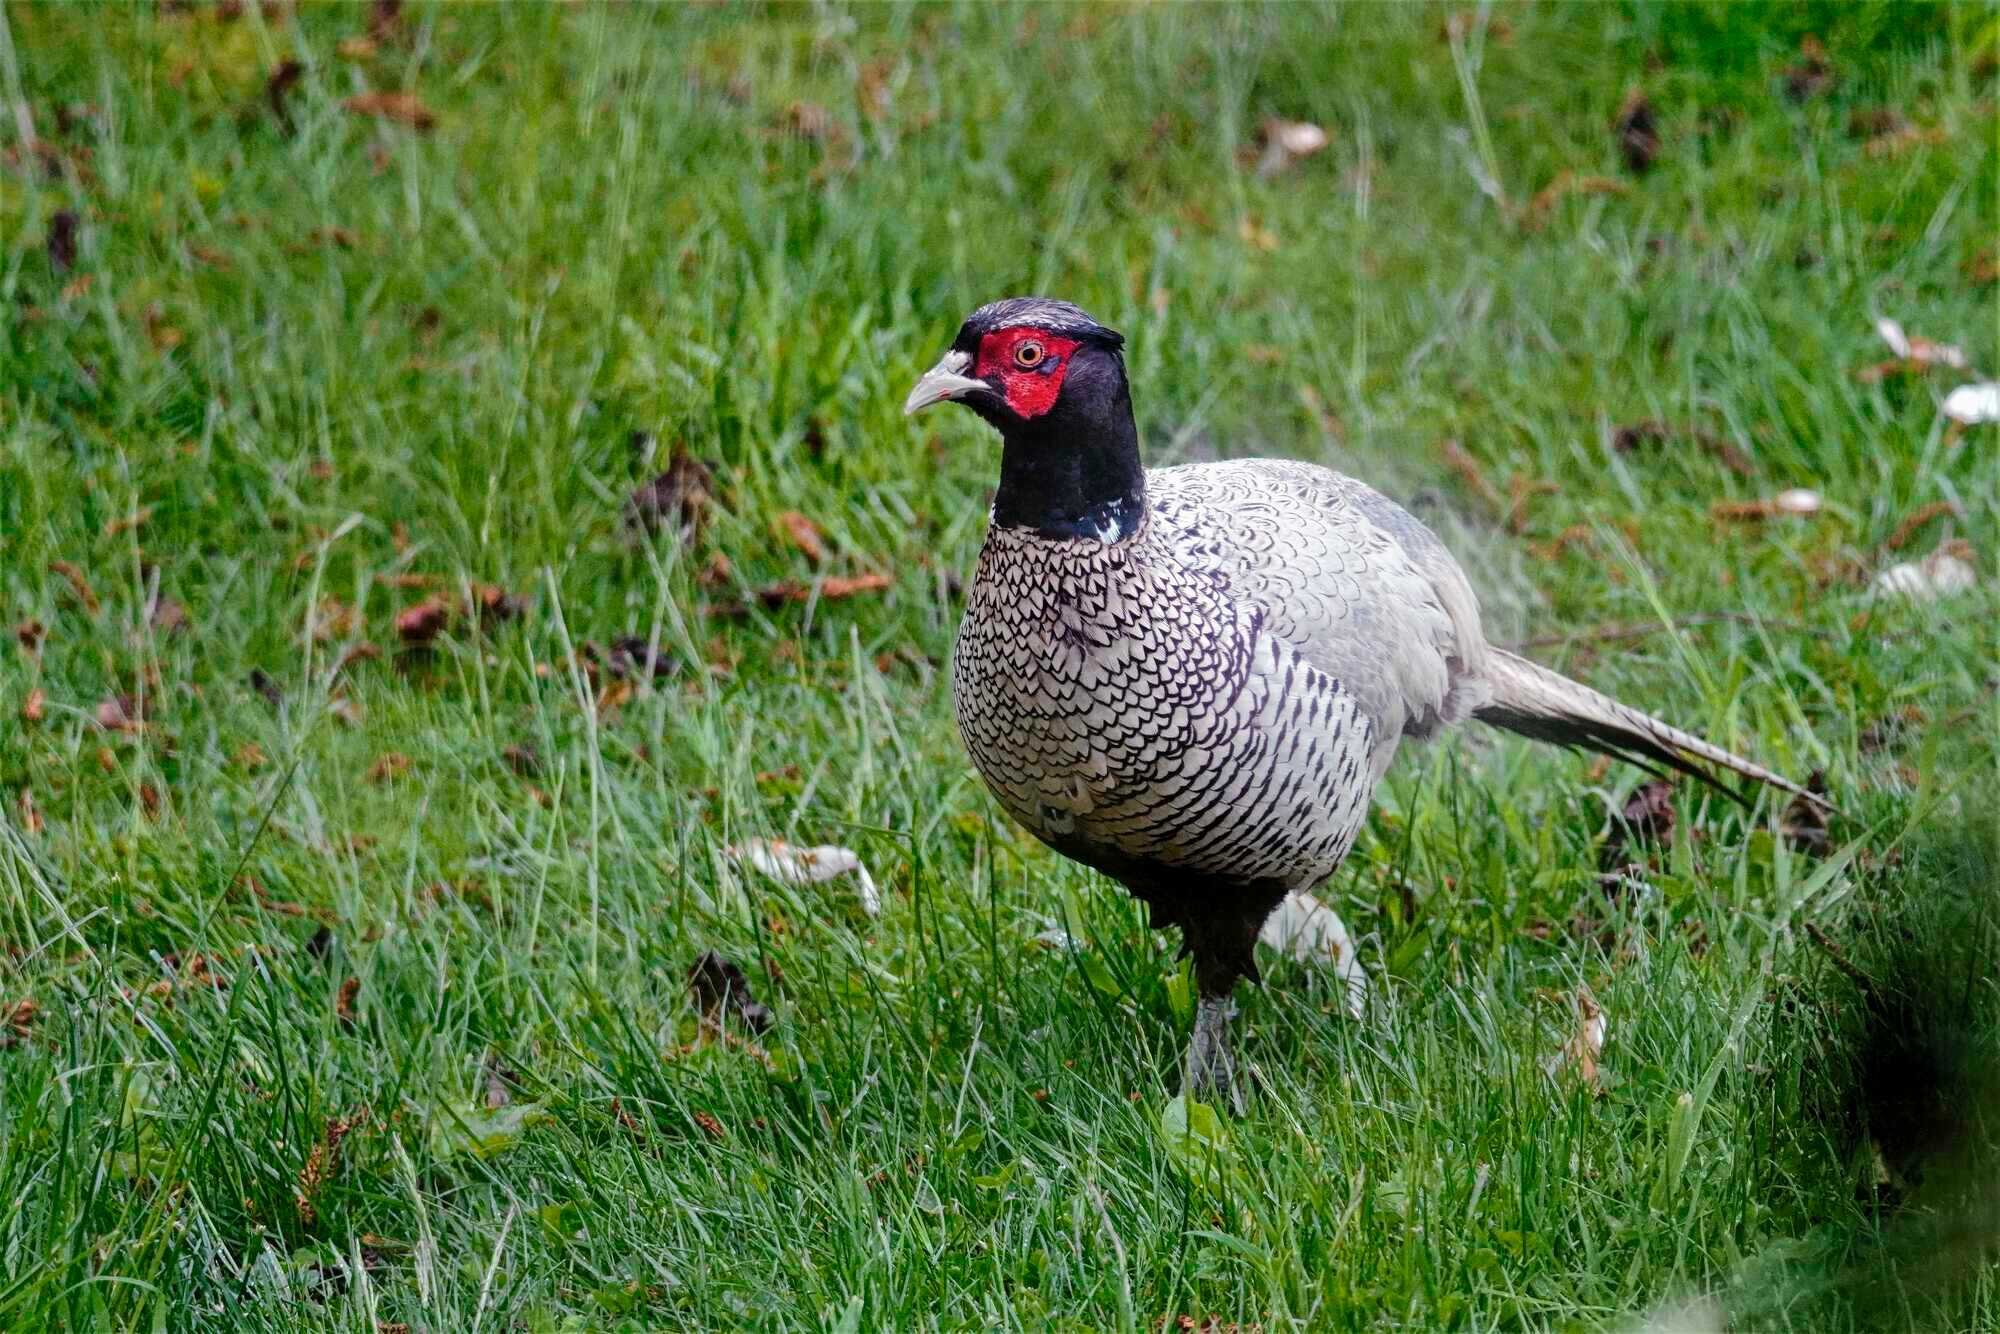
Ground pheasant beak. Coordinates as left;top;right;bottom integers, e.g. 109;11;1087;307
903;349;988;416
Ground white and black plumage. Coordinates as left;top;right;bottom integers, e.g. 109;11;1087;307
906;296;1826;1108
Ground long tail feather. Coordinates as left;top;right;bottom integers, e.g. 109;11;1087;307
1473;648;1832;811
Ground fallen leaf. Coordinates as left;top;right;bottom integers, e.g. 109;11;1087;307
1883;500;1963;550
395;598;450;645
265;58;304;128
1236;216;1278;252
595;678;634;719
249;668;284;707
1523;171;1628;226
96;694;142;732
365;752;410;784
776;511;826;564
481;1051;520;1111
15;788;43;836
818;573;893;600
336;976;360;1026
234;742;268;770
15;620;46;654
692;1110;727;1140
729;838;882;915
604;636;674;681
49;560;100;613
779;100;837;140
1783;35;1835;102
310;598;359;642
293;1109;364;1228
501;743;540;776
1711;489;1822;520
1545;984;1607;1088
1438;438;1504;508
1257;890;1369;1018
1874;317;1970;371
1942;382;2000;425
466;583;527;623
368;0;402;40
342;91;435;130
1610;420;1756;477
686;950;775;1033
1254;117;1329;180
148;596;188;635
626;447;715;546
138;783;161;820
1602;779;1674;870
328;694;365;728
1779;771;1832;856
21;689;45;723
1613;89;1658;174
104;507;152;537
1;997;38;1047
47;209;78;273
1872;540;1978;602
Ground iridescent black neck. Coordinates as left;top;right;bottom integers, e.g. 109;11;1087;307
988;344;1146;542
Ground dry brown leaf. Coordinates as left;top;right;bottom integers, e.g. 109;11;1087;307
395;598;450;645
1;997;38;1046
818;573;893;600
466;583;527;624
686;950;775;1033
336;976;360;1026
311;598;359;642
1883;500;1963;551
1613;89;1658;174
234;743;269;770
692;1109;727;1140
342;91;435;130
1523;171;1628;225
1783;35;1835;102
47;210;78;273
596;679;635;719
1711;489;1822;521
21;689;45;724
366;752;410;784
323;641;371;677
776;511;827;564
501;743;540;776
1236;217;1278;252
96;694;142;732
1865;125;1947;159
626;447;715;546
1438;439;1503;508
15;620;46;654
1609;420;1756;476
104;507;153;537
15;788;43;836
1546;985;1606;1088
49;560;99;613
1779;771;1832;857
138;783;161;820
1874;318;1969;371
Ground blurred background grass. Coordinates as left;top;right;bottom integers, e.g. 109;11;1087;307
1;2;1996;1329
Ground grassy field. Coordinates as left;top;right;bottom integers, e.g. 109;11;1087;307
3;2;1998;1329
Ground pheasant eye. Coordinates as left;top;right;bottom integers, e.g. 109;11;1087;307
1013;339;1046;368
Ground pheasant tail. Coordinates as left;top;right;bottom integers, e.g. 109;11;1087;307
1473;649;1830;810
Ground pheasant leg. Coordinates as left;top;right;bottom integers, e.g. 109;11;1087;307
1183;995;1245;1115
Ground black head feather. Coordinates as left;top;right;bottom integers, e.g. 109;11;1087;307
954;297;1124;352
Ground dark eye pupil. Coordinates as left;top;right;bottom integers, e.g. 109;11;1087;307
1019;343;1042;365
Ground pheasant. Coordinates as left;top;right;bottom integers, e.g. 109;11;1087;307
905;296;1826;1109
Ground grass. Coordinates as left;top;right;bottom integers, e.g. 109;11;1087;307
2;1;1998;1328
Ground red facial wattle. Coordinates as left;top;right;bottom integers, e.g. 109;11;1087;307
975;327;1082;420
